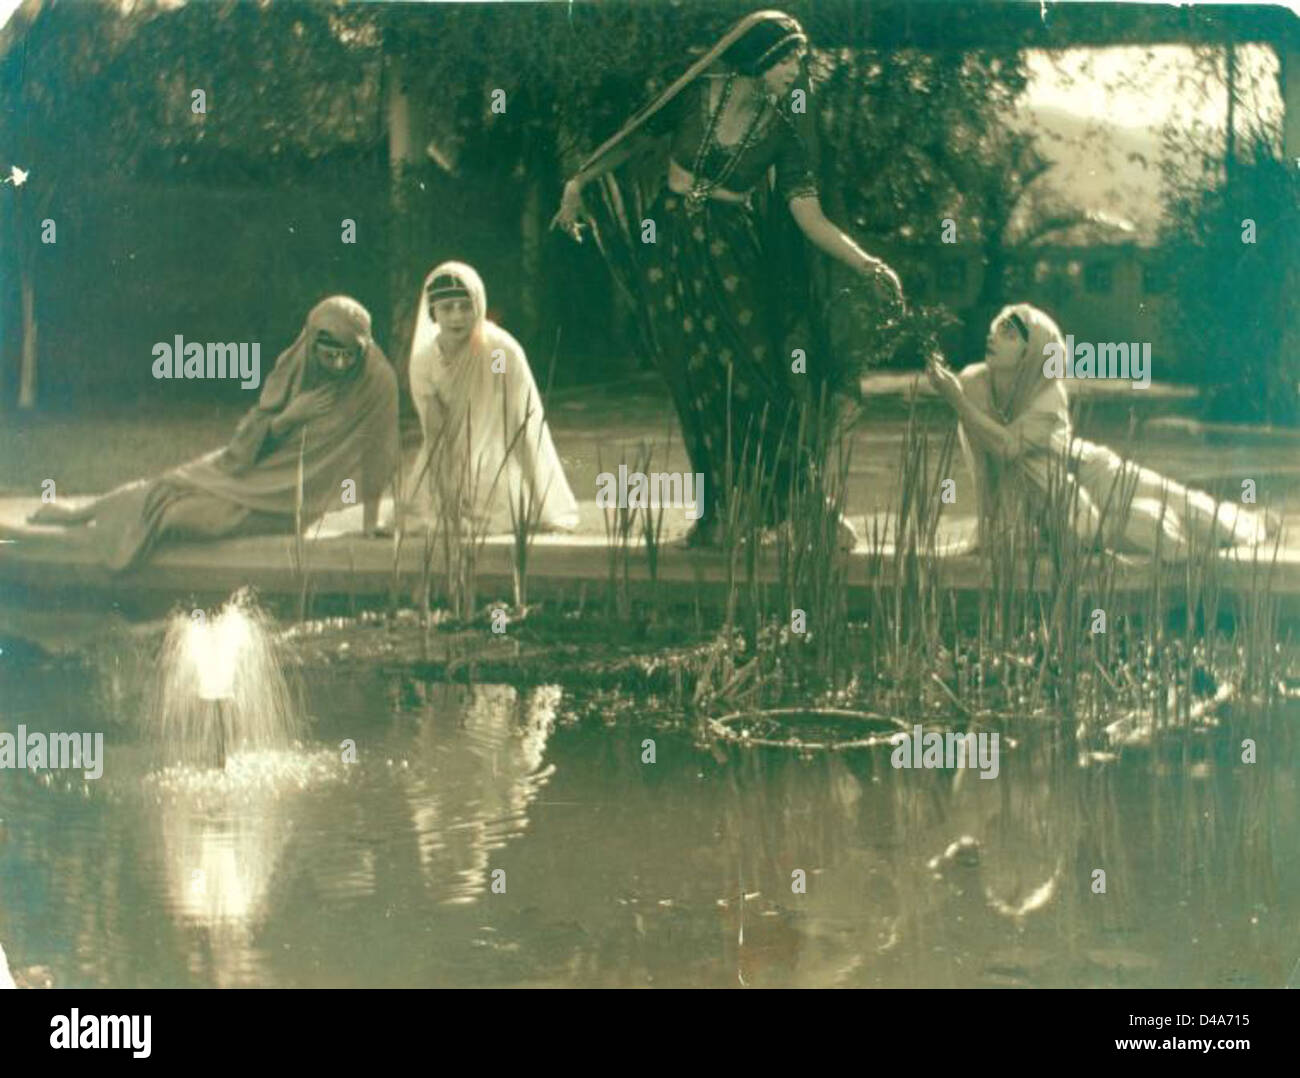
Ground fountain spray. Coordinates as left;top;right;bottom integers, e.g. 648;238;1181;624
150;590;301;769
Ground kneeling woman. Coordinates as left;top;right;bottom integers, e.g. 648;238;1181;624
407;261;578;533
31;296;399;571
925;303;1275;555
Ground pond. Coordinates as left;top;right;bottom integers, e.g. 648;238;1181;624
2;634;1296;988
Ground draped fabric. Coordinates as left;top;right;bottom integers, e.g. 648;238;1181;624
958;304;1272;554
180;296;399;518
407;261;579;533
585;73;824;396
33;296;400;571
637;191;811;530
575;11;867;538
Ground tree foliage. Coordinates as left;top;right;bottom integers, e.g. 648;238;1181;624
1157;130;1299;425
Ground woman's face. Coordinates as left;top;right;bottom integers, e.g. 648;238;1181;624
431;296;475;347
985;316;1027;378
312;330;359;376
762;50;804;96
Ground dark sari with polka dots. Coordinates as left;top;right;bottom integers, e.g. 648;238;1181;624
593;76;825;539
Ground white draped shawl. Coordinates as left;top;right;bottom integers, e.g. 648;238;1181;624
958;305;1270;555
407;261;579;533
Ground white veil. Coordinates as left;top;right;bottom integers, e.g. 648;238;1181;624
407;261;579;533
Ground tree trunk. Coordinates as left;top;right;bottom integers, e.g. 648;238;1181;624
18;265;36;409
384;50;419;384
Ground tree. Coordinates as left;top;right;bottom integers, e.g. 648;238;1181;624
1;0;387;406
1158;130;1299;425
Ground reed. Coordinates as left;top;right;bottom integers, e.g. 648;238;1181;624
700;396;1290;737
597;440;647;621
380;356;1287;742
399;378;536;627
505;389;546;614
507;334;563;614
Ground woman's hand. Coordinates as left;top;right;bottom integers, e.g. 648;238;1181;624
549;179;592;243
859;257;905;306
273;385;338;435
926;352;964;406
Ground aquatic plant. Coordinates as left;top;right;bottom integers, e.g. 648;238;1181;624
371;366;1287;750
685;377;1288;746
597;439;649;622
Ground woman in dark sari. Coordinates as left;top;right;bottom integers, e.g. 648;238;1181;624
30;296;399;571
552;10;902;545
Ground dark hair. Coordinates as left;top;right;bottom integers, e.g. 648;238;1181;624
722;13;807;77
428;273;472;301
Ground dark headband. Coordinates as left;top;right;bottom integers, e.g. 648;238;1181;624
428;274;471;301
1005;312;1030;342
753;31;807;70
724;14;808;76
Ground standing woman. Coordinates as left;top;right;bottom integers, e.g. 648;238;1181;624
551;10;902;545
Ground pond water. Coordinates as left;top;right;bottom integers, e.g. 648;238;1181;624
2;642;1296;988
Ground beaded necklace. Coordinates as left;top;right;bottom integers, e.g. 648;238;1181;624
685;74;768;215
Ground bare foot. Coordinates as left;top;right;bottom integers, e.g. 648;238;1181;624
28;503;93;526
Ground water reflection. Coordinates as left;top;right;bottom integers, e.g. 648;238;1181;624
2;655;1296;988
708;723;1298;987
397;683;558;905
140;750;342;987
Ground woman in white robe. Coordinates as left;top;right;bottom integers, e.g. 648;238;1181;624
925;303;1275;556
406;261;579;534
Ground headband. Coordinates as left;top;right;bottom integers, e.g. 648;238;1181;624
1005;312;1030;343
754;30;807;70
429;274;471;301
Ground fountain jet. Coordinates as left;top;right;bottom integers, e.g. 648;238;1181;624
150;590;300;769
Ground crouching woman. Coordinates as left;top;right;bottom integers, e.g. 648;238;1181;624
407;261;578;534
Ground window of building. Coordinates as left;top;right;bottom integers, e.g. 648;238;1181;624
1084;261;1113;294
1003;262;1030;292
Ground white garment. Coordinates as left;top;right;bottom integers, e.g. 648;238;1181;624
407;261;578;533
959;358;1270;555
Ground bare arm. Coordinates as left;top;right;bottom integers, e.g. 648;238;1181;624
927;358;1021;462
788;195;903;295
552;134;655;237
362;495;380;533
569;136;647;189
951;392;1022;461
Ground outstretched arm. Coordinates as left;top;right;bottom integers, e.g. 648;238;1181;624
788;195;904;297
952;393;1022;461
361;378;400;535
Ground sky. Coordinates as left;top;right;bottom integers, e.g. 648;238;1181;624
1024;43;1282;131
